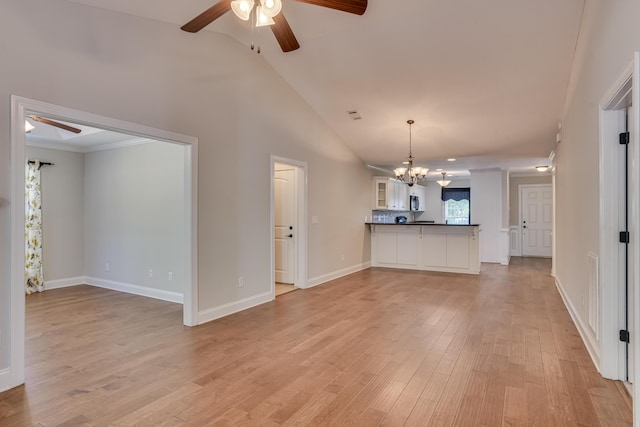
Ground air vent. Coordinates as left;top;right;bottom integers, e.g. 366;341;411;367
347;110;362;120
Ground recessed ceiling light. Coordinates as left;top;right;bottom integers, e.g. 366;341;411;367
447;158;456;162
402;161;409;165
436;168;443;171
535;165;549;172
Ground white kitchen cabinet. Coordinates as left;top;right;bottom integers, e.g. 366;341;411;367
373;178;389;209
373;177;409;211
370;224;480;274
410;184;426;204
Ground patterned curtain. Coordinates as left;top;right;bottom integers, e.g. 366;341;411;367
25;160;44;294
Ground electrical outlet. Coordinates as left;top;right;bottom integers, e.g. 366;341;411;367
340;254;345;262
238;276;244;287
148;269;153;278
581;296;585;308
312;216;319;224
105;263;110;272
168;272;173;281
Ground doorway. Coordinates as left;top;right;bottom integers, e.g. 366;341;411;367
270;156;308;298
274;163;297;296
519;184;553;257
7;96;199;392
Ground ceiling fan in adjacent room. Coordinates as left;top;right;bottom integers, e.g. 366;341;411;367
181;0;368;52
25;115;82;134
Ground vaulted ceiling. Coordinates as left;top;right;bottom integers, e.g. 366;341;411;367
63;0;585;176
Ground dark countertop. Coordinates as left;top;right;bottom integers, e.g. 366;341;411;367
365;222;479;226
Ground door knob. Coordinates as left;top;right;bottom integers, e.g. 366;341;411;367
287;234;293;238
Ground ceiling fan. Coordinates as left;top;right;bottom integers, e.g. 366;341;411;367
25;115;82;134
181;0;368;52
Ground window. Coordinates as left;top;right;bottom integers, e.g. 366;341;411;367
442;187;470;224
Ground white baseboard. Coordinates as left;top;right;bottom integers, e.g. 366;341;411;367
198;291;273;325
554;276;601;370
0;367;16;393
307;261;371;288
85;276;183;304
45;276;86;290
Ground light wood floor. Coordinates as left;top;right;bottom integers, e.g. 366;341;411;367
0;258;632;426
276;283;298;297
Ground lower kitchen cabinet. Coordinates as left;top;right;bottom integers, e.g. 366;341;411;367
370;224;480;274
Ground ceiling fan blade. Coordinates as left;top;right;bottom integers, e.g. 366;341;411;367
28;116;82;134
271;13;300;52
181;0;232;33
293;0;367;15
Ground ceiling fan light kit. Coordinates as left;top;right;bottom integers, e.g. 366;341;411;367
255;6;276;26
181;0;367;53
230;0;254;20
394;120;428;187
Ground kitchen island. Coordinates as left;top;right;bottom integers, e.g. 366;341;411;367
367;223;480;275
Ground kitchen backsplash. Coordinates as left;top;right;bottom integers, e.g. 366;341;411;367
369;210;425;223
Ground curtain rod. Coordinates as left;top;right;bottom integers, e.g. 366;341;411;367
27;160;54;170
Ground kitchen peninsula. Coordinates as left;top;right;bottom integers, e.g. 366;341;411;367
367;222;480;275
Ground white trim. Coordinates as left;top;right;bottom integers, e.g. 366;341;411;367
8;96;199;392
307;262;372;288
555;277;601;371
598;60;634;382
0;368;11;393
26;137;153;154
45;276;86;290
197;292;273;325
499;228;510;265
631;54;640;427
509;226;522;257
270;156;308;297
85;277;184;304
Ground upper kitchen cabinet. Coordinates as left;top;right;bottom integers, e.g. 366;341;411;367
373;178;388;209
409;185;426;204
373;177;409;210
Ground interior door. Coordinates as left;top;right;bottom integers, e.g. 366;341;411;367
521;185;553;257
274;167;296;284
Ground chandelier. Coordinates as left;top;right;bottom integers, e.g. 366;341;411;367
231;0;282;26
394;120;428;187
436;171;451;187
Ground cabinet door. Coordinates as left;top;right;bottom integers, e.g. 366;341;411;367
398;183;408;210
446;234;470;268
423;232;447;267
374;180;388;209
377;232;397;264
388;180;398;210
396;232;418;266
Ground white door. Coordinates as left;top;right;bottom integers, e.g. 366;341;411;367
521;185;553;257
274;167;296;284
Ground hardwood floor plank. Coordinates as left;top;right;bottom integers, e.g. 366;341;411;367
0;258;631;426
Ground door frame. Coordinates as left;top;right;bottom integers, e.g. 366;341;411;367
518;183;552;257
598;53;639;424
6;96;199;391
270;155;308;296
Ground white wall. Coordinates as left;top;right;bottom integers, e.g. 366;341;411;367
470;169;503;263
0;0;372;374
25;146;85;282
84;142;186;294
556;0;640;373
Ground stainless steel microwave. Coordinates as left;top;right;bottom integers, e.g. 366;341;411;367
410;195;420;211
